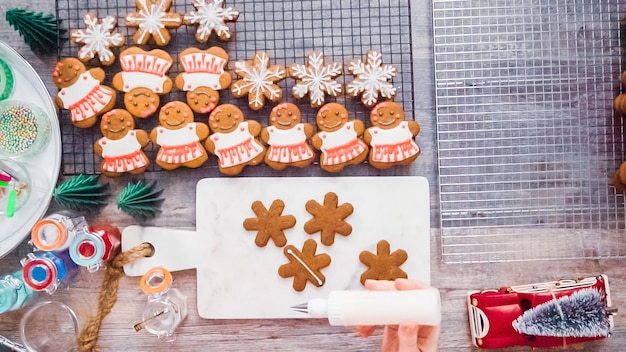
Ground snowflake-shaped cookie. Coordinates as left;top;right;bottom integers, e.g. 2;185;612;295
278;239;331;292
184;0;240;42
359;240;408;285
289;52;342;108
71;13;125;66
243;199;296;247
304;192;353;246
346;50;397;108
125;0;182;46
231;52;286;111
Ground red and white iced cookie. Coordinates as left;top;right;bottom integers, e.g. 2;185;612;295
175;47;231;113
346;50;397;108
52;58;116;128
112;47;173;119
311;103;368;173
364;102;420;169
125;0;182;46
184;0;239;42
261;103;315;170
150;101;210;170
94;109;150;178
71;13;125;66
205;104;266;175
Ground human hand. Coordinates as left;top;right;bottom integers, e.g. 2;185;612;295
356;279;441;352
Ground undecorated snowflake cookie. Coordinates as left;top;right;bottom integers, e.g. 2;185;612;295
289;52;342;108
231;52;286;111
184;0;239;42
71;13;125;66
346;50;397;108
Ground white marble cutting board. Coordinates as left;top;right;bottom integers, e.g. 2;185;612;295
123;176;430;319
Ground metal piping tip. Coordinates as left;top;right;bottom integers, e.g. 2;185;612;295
290;302;309;314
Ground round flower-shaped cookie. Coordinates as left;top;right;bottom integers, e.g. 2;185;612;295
205;104;266;175
94;109;150;178
150;101;210;170
260;103;315;170
364;101;420;169
311;102;368;173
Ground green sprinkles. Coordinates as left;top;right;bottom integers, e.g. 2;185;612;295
0;58;14;101
0;104;39;154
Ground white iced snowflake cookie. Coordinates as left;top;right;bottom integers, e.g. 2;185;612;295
184;0;240;42
71;13;125;66
289;52;342;108
346;50;397;108
231;51;286;111
125;0;182;46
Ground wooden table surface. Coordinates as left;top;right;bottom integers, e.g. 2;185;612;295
1;0;625;351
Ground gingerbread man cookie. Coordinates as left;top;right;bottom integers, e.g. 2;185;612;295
184;0;240;42
231;52;286;111
346;50;397;108
71;13;125;66
125;0;182;46
113;47;174;119
364;102;421;169
311;103;368;172
53;58;116;128
175;47;231;114
260;103;315;170
278;239;331;292
289;52;342;108
359;240;408;285
94;109;150;178
205;104;266;175
150;101;210;170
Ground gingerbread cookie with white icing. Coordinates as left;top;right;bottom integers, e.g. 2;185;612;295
364;101;420;169
94;109;150;178
52;58;116;128
205;104;266;175
261;103;315;170
112;47;174;119
71;13;125;66
278;239;331;292
289;51;342;108
231;52;286;111
150;101;210;170
125;0;182;46
175;47;231;114
346;50;397;108
184;0;239;42
311;103;368;173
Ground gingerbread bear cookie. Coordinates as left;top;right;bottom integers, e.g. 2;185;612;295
260;103;315;170
289;52;342;108
205;104;266;175
150;101;210;170
94;109;150;177
184;0;240;42
52;58;116;128
71;13;125;66
278;239;331;292
364;102;421;169
359;240;408;285
346;50;397;108
125;0;182;46
231;52;286;111
113;47;174;118
175;47;231;114
310;103;368;172
304;192;353;246
243;199;296;247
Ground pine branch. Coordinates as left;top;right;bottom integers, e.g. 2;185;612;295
52;174;109;211
5;8;67;56
116;180;164;219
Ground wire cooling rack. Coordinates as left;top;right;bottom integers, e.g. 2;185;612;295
434;0;626;263
55;0;415;177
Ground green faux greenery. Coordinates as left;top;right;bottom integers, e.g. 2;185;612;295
116;180;164;219
52;174;109;211
5;8;67;56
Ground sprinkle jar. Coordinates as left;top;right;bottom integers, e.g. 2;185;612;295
0;100;50;158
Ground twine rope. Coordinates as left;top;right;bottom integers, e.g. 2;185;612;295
77;243;153;352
